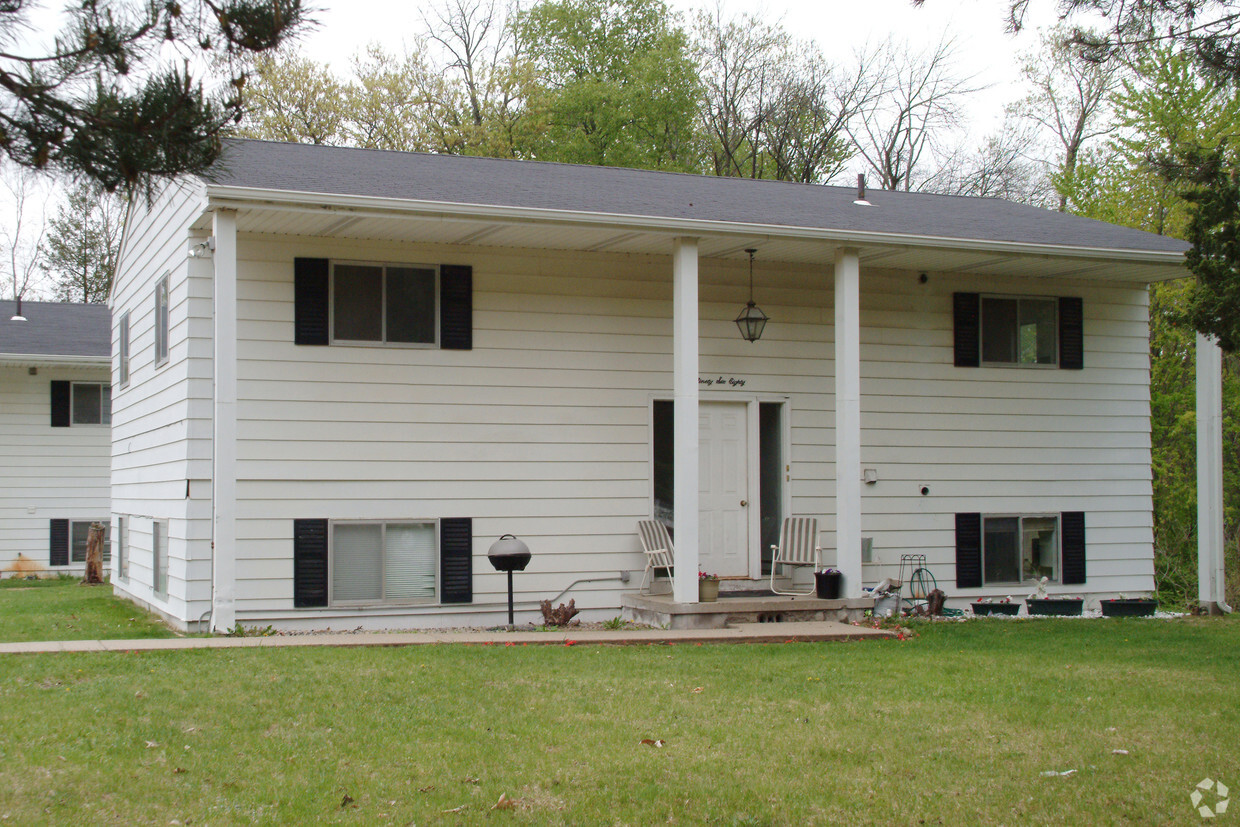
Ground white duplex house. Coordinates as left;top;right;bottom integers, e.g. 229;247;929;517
1;300;112;575
108;139;1190;631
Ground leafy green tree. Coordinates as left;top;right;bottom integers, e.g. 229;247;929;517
41;182;123;304
238;52;349;146
516;0;702;170
1;0;307;191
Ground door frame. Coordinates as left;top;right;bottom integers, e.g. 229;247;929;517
648;393;791;581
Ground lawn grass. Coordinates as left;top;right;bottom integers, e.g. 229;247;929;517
1;618;1237;824
0;577;176;642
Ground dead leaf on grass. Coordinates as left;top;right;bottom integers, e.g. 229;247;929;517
691;687;704;693
443;805;467;813
461;777;480;785
640;739;666;748
172;767;187;775
492;793;517;811
135;690;147;699
144;741;159;749
418;785;437;793
340;793;355;808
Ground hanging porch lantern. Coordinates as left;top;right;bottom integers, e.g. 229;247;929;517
734;248;769;343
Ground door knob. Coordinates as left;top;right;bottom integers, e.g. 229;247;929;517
740;500;748;507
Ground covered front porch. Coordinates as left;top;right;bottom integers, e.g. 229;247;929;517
621;589;876;630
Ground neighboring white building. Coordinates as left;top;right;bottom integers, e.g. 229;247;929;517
109;139;1189;632
0;300;112;576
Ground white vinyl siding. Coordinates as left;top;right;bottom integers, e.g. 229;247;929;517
0;366;111;572
108;178;211;623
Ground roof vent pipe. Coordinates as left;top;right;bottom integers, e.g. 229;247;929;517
854;174;871;207
10;295;26;322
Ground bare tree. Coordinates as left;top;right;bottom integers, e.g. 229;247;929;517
926;118;1055;204
238;51;350;145
1015;26;1120;210
693;8;881;183
0;166;51;306
845;37;982;191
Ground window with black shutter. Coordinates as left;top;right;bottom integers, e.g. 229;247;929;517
958;513;1078;587
954;292;1084;369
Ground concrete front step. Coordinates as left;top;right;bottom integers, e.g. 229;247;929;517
620;592;876;630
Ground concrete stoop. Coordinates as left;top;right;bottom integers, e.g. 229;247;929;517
620;592;876;631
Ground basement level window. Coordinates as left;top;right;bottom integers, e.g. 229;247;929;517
331;521;437;605
71;521;111;564
983;515;1058;585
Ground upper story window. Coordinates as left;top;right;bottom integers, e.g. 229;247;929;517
981;296;1057;366
331;262;438;346
72;382;112;425
154;275;169;366
118;310;131;387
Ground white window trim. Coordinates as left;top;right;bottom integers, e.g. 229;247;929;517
981;513;1060;586
328;260;441;348
979;294;1058;369
154;274;170;367
328;519;439;607
70;381;112;426
118;311;131;388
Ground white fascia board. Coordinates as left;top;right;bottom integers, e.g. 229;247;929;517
0;354;110;368
205;184;1189;269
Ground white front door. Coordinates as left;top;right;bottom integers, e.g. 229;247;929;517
698;402;749;577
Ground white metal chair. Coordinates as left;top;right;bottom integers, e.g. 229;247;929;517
636;520;675;594
769;516;821;595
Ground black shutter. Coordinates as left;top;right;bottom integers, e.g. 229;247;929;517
50;519;69;566
294;258;330;345
1058;296;1083;370
293;519;329;607
953;292;980;367
50;381;71;427
440;517;473;603
1061;511;1086;584
440;265;473;350
955;513;982;589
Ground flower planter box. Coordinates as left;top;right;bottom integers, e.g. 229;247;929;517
698;578;720;602
1025;598;1084;616
1100;598;1157;617
972;602;1019;616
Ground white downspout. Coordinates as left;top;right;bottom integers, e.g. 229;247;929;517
1196;333;1231;614
834;248;863;596
672;237;700;603
211;210;239;631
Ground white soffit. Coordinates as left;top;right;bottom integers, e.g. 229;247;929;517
206;201;1187;284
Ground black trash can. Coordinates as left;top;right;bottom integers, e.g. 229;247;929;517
815;570;842;599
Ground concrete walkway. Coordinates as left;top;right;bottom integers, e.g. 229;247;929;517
0;620;895;654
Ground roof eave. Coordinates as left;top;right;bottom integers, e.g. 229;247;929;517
0;354;111;368
204;183;1189;270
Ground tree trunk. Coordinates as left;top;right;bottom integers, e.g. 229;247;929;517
82;522;105;585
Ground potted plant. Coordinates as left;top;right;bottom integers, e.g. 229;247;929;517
814;567;843;599
698;570;720;602
1025;578;1084;616
971;596;1019;616
1100;594;1158;617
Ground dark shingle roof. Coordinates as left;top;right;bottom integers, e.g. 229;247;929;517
0;301;110;359
206;139;1188;256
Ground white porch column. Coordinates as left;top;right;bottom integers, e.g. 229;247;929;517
672;238;700;603
834;248;862;596
1196;333;1229;613
211;209;238;632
